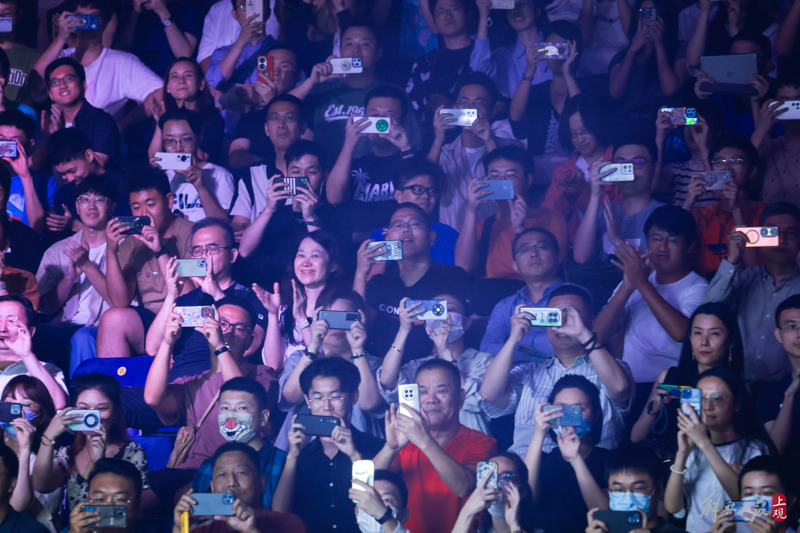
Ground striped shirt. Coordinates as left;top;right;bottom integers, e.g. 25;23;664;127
480;354;634;456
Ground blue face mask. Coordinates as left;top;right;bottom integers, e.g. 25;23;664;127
609;491;653;514
552;415;591;440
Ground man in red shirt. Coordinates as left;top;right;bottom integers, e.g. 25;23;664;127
374;359;497;533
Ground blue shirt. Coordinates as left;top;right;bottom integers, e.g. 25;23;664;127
480;279;565;363
7;173;57;228
369;221;459;265
206;36;279;90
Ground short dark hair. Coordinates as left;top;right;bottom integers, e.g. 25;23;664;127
454;72;501;105
709;134;759;170
299;357;361;395
210;442;262;474
604;443;666;485
738;455;796;496
87;458;144;501
191;218;236;248
0;109;35;141
364;85;408;120
75;0;115;21
265;94;304;119
75;174;118;202
511;227;560;260
316;288;366;314
759;201;800;227
0;443;18;479
482;145;535;177
391;202;432;231
44;57;86;86
216;294;257;329
0;295;34;326
415;358;461;391
285;140;328;172
158;107;204;137
549;21;582;53
125;166;171;198
613;135;658;163
644;205;699;248
547;375;603;445
375;470;409;508
221;377;270;412
559;94;613;151
547;283;594;312
48;128;93;167
393;158;444;191
340;19;379;46
775;294;800;328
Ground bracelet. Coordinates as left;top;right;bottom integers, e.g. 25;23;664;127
390;344;402;353
214;345;231;356
352;352;366;360
304;348;319;361
297;317;312;331
376;507;393;525
669;464;687;476
41;435;55;447
304;216;321;226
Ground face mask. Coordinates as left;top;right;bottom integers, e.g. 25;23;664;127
609;491;653;514
356;507;401;533
426;312;465;344
552;415;591;440
218;412;256;443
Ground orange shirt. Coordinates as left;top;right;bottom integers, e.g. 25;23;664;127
392;425;497;533
693;202;765;276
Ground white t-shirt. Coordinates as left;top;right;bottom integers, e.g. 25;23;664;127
231;164;270;222
167;162;235;222
196;0;280;63
617;270;708;382
61;47;163;117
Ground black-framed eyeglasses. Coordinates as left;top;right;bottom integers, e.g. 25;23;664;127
400;185;440;197
76;196;111;206
87;496;134;505
219;318;252;336
163;137;196;149
49;75;78;88
614;157;650;168
189;245;231;257
710;158;745;169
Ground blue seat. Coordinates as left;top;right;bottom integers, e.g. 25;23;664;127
73;357;154;388
132;435;174;472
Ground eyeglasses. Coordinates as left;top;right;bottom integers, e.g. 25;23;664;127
701;393;730;406
219;318;252;336
779;322;800;333
456;98;488;109
487;170;520;180
87;497;134;505
267;113;299;123
163;136;196;149
710;158;745;169
76;196;110;206
389;219;425;231
614;157;651;168
400;185;440;197
49;75;78;88
309;394;347;405
189;245;231;257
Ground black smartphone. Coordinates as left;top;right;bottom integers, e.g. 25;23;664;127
80;505;127;527
594;510;643;533
295;414;339;437
0;403;22;423
116;216;151;235
318;310;360;330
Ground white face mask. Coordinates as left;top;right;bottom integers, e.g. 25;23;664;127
356;507;401;533
218;411;257;443
426;312;465;344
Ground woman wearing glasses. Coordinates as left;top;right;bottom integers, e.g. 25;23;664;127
664;367;774;532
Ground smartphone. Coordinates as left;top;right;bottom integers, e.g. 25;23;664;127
680;388;702;417
351;459;375;495
351;116;392;134
367;240;403;261
155;152;192;171
702;170;731;191
116;216;150;235
0;403;22;423
477;461;499;490
68;14;100;31
438;108;478;127
67;409;102;432
276;176;310;195
519;307;563;327
256;55;273;85
594;510;643;533
537;42;569;59
191;493;235;516
724;498;772;522
600;163;635;182
660;107;698;126
330;57;363;74
295;414;339;437
404;299;448;321
476;179;515;200
318;310;360;330
639;7;657;29
735;226;779;247
769;100;800;120
398;384;420;418
80;505;127;527
174;305;214;327
0;18;11;33
543;404;582;426
174;259;207;278
0;141;17;158
657;384;691;398
492;0;515;7
245;0;264;21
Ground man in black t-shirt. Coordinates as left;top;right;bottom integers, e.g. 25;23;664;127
356;203;471;362
326;85;418;241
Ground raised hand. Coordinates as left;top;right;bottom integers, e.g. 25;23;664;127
509;195;528;234
465;178;492;213
724;228;748;265
253;282;282;315
164;308;183;346
218;498;258;532
346;311;367;354
307;306;328;353
287;414;308;458
384;403;409;450
327;417;359;459
509;305;534;344
46;204;74;233
432;105;457;141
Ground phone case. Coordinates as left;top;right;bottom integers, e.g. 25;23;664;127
661;107;698;126
80;505;127;527
519;307;563;327
0;18;11;33
0;403;22;423
735;226;779;247
657;384;690;398
600;163;635;182
352;116;392;134
438;108;478;127
330;57;363;74
723;498;772;522
174;306;214;327
477;180;515;200
117;216;150;235
491;0;515;8
191;493;235;516
703;170;731;191
296;414;339;437
67;409;102;431
398;384;420;418
0;141;17;158
368;241;403;261
318;310;360;330
769;100;800;120
680;388;702;416
69;14;100;30
155;152;192;171
405;300;448;321
245;0;264;21
594;510;643;533
257;55;273;84
352;459;375;493
543;404;582;426
477;461;499;489
277;177;310;195
537;42;569;59
175;259;207;278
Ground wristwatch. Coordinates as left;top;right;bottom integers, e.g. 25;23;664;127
376;507;393;525
162;18;173;28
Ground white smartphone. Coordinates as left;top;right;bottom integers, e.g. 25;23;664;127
0;18;11;32
351;116;392;134
769;100;800;120
398;384;421;418
330;57;363;74
351;459;375;493
155;152;192;171
245;0;264;21
491;0;515;8
438;108;478;127
600;163;635;182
